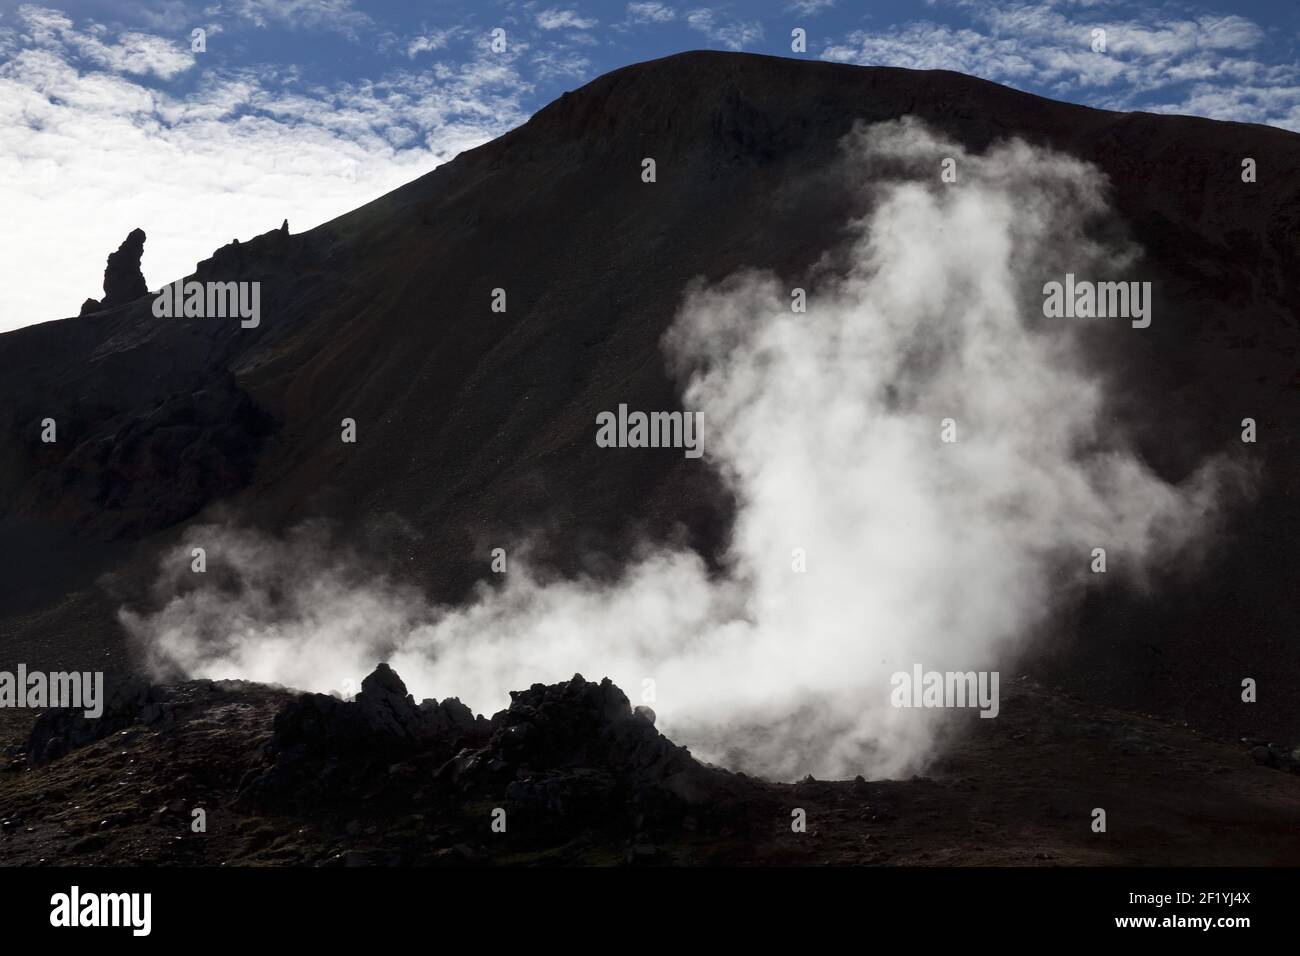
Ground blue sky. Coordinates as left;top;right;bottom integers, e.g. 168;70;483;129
1;0;1297;330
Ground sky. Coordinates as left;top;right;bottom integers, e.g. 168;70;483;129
1;0;1297;332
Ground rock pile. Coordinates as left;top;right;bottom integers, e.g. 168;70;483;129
240;665;752;837
237;663;489;808
23;664;760;850
438;671;746;830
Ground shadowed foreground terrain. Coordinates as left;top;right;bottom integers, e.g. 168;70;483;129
3;667;1299;866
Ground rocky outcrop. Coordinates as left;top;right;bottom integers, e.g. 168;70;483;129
26;678;161;764
17;664;763;862
193;222;294;280
101;227;149;308
258;665;482;759
14;373;276;540
22;678;291;766
237;665;752;837
438;672;746;826
235;664;490;809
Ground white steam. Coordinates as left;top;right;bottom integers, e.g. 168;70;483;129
120;119;1244;779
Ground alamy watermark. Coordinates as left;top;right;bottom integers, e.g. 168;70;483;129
595;404;703;458
890;664;1000;718
1042;273;1151;328
153;279;260;328
0;665;103;718
50;886;151;936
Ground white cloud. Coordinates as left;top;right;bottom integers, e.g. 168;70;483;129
787;0;836;15
15;4;196;79
0;23;532;330
123;1;202;32
821;0;1298;129
405;26;463;59
532;49;594;82
1144;81;1300;131
14;4;73;43
536;8;599;31
75;31;196;80
686;8;763;51
0;25;18;59
209;0;373;38
626;2;676;23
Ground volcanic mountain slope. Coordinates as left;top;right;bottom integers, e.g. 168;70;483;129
0;51;1298;775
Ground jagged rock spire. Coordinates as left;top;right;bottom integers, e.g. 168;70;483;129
101;227;148;309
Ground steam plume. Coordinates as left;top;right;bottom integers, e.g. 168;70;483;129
121;119;1246;778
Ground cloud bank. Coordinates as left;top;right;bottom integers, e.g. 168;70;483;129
821;0;1300;130
0;6;530;332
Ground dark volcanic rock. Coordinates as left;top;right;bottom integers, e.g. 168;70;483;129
22;677;291;768
78;297;101;316
473;674;749;832
237;663;491;809
101;227;148;308
239;665;751;838
4;671;1300;866
26;679;162;765
446;673;742;817
193;221;294;280
1248;741;1300;774
9;371;275;540
291;662;486;748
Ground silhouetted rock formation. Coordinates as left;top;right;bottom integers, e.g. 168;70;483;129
238;665;751;838
78;297;100;316
439;670;748;825
234;664;488;809
8;667;1300;866
101;227;148;308
191;221;296;281
18;662;760;855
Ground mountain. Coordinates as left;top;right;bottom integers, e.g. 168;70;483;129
1;50;1298;795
